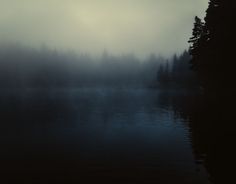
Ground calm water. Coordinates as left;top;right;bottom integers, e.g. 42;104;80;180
0;88;217;183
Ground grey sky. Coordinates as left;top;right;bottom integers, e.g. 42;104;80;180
0;0;209;57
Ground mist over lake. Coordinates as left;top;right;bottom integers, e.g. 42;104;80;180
0;0;235;183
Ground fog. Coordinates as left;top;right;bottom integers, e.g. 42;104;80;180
0;45;164;88
1;1;234;184
0;0;208;88
0;0;208;58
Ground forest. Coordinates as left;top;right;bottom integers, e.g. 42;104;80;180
188;0;235;94
0;0;235;184
0;0;234;94
0;44;196;89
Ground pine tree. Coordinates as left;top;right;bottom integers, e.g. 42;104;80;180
189;0;236;90
188;16;205;71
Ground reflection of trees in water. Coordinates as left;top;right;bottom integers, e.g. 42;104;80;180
159;91;236;184
0;88;192;183
0;89;77;128
1;88;234;183
0;88;160;128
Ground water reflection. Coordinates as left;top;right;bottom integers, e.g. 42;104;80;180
0;88;216;183
158;91;236;184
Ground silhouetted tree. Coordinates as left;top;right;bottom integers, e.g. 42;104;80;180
189;0;236;91
157;51;198;89
157;60;171;87
188;16;205;71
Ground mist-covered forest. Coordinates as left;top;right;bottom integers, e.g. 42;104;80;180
0;0;235;183
0;44;197;89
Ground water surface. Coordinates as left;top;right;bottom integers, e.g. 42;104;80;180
0;88;211;183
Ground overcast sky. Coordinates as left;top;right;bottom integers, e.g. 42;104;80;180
0;0;209;58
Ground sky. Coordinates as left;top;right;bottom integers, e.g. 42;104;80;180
0;0;209;58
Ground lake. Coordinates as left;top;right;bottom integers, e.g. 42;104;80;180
0;87;225;183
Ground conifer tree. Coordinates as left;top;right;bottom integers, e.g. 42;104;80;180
189;0;236;90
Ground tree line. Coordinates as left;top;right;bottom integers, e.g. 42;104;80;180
157;0;235;92
0;44;201;89
0;44;165;88
188;0;235;92
156;50;198;89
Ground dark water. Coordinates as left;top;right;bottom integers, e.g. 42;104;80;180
0;88;234;183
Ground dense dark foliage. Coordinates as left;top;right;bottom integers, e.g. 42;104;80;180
186;2;236;182
157;91;236;184
189;0;236;91
157;50;199;89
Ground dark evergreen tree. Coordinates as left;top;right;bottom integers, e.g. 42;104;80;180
189;0;236;91
156;51;198;89
156;60;170;87
188;16;205;71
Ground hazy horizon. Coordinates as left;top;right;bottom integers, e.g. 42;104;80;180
0;0;208;58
